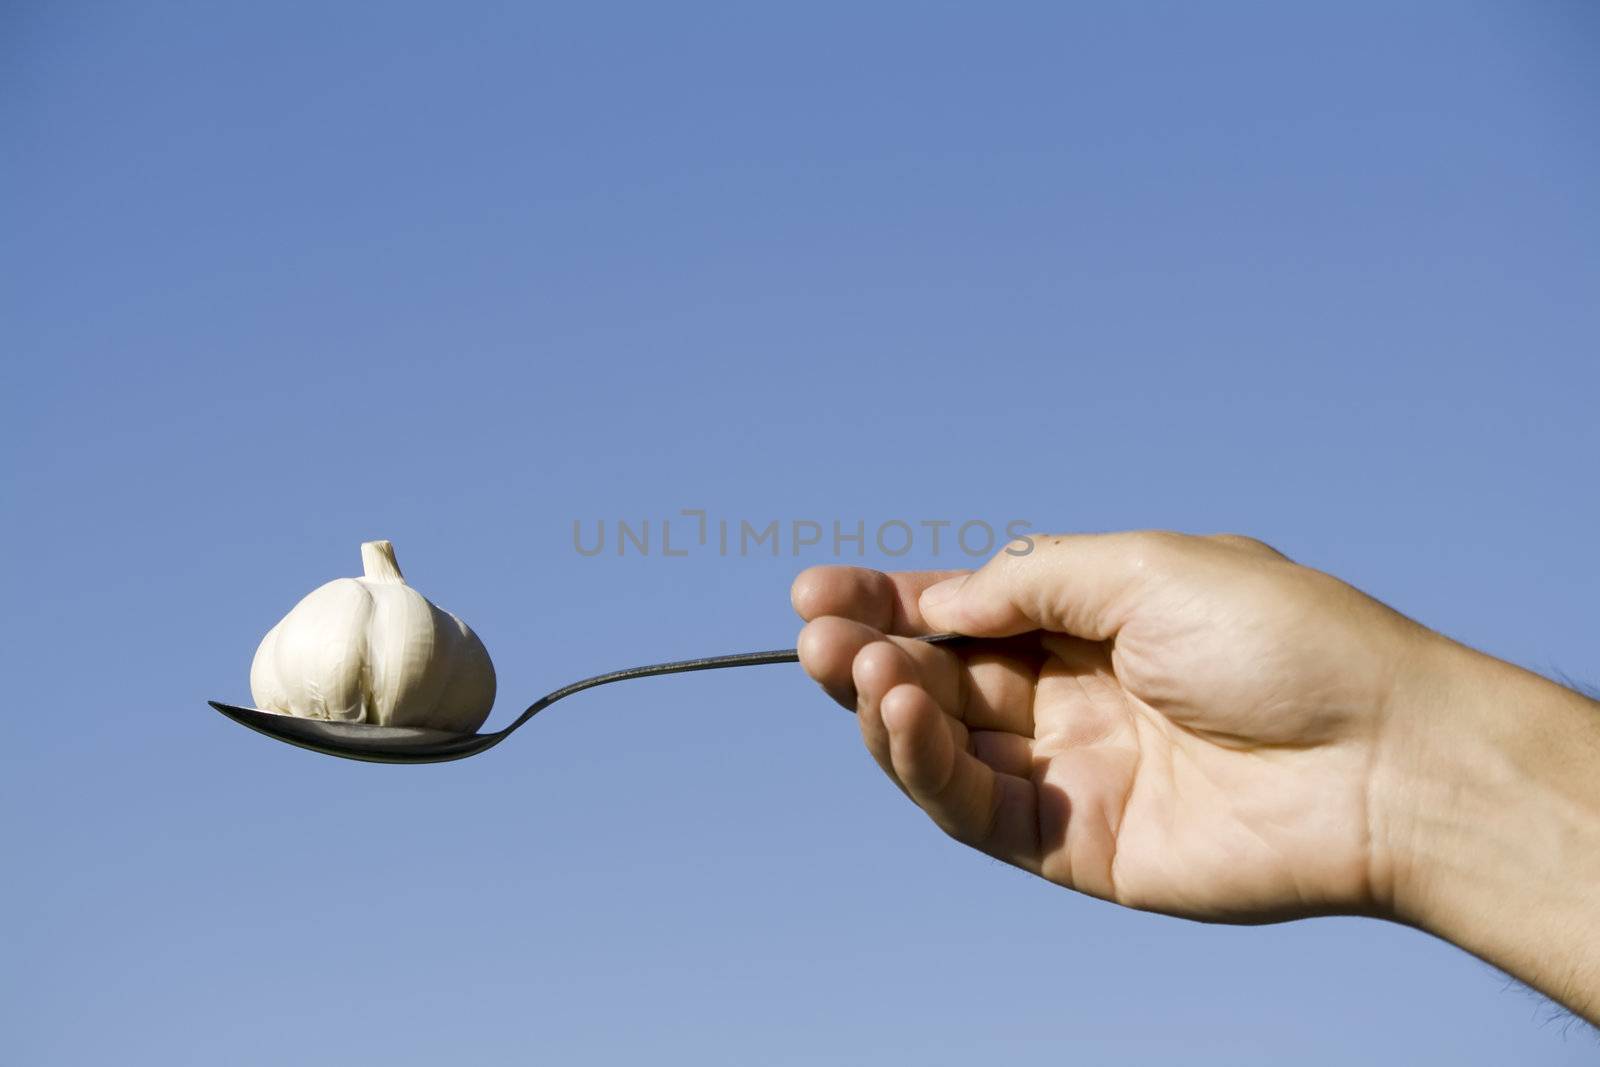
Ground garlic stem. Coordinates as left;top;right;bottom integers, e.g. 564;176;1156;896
360;540;406;584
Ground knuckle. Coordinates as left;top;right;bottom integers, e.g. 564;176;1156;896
977;540;1032;591
1119;529;1185;574
1208;532;1287;559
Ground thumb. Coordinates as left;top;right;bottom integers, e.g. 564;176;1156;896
919;532;1167;640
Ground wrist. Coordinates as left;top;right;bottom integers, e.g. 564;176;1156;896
1376;634;1600;1018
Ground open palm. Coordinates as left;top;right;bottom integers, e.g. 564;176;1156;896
794;533;1421;923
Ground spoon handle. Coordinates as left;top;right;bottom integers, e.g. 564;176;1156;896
499;633;969;736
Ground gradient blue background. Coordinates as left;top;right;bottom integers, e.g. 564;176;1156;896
5;2;1598;1063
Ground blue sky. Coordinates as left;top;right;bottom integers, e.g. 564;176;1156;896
4;2;1598;1063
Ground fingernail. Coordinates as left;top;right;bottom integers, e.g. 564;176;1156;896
920;575;967;609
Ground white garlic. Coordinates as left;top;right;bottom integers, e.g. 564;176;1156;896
250;541;496;733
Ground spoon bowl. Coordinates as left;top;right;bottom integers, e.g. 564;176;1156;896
210;636;965;765
206;702;490;763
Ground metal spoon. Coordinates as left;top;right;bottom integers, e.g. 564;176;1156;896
209;634;966;765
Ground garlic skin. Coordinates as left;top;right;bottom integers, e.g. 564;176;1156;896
250;541;496;733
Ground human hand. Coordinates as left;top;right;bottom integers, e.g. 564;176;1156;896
795;530;1600;1020
793;532;1435;923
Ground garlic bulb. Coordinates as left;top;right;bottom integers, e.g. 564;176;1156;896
250;541;496;732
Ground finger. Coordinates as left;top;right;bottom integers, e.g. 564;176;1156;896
811;618;1037;735
798;616;951;713
918;530;1190;641
954;644;1044;735
852;638;922;789
797;616;885;709
881;683;1040;873
852;639;978;793
901;635;1039;736
852;636;974;749
792;565;970;635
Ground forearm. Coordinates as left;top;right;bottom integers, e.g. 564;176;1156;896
1382;638;1600;1022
